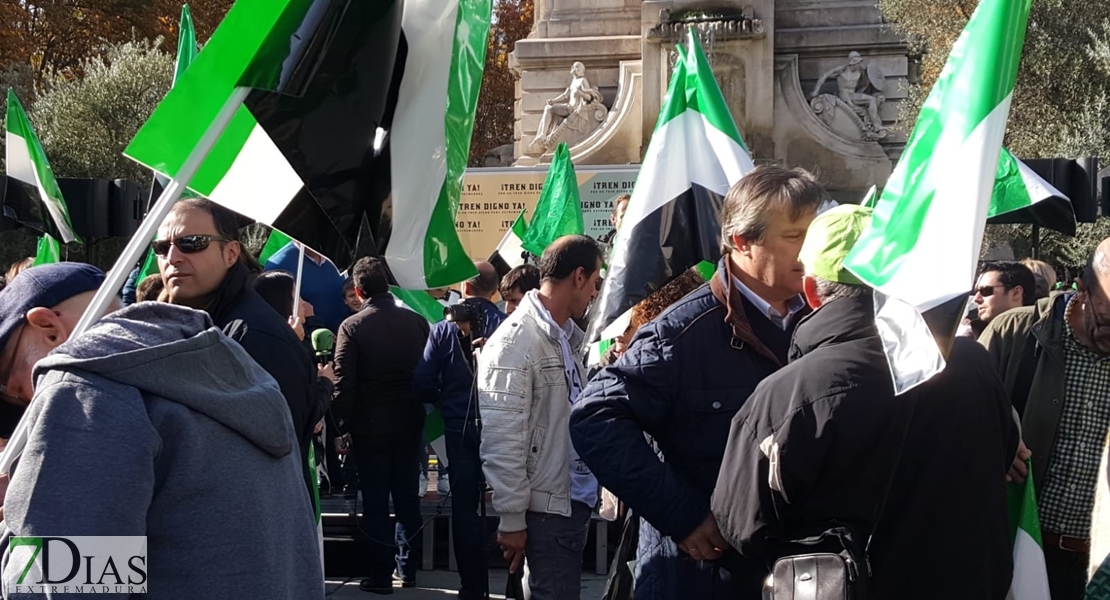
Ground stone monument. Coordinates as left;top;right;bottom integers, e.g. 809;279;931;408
509;0;911;199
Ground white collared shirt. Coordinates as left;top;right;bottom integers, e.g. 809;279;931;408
730;275;806;331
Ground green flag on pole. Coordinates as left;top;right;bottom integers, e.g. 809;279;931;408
521;143;584;256
5;90;81;244
1008;461;1050;600
32;234;62;266
258;228;295;267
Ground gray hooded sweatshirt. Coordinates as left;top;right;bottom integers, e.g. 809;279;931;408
1;303;323;599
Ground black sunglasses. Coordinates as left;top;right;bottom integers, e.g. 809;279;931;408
151;234;229;257
974;284;1010;298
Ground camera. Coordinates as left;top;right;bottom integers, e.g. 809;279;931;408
444;299;486;340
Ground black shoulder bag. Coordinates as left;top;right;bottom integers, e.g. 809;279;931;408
763;407;915;600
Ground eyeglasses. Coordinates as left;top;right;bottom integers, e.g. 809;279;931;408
974;284;1010;298
150;234;229;257
0;325;27;405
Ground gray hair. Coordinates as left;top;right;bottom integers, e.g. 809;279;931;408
814;276;869;303
719;164;827;253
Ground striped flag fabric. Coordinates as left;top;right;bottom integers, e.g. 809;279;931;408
520;143;584;256
589;27;754;339
1008;461;1050;600
842;0;1032;392
32;234;61;267
383;0;492;289
489;210;530;277
125;0;312;221
987;148;1075;235
5;90;80;244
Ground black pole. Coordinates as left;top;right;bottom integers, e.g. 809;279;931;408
1032;224;1041;259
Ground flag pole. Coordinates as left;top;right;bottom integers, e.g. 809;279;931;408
292;242;306;321
0;86;251;477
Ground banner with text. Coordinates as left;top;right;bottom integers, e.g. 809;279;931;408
458;166;639;259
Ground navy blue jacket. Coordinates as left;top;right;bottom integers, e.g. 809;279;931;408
413;297;506;421
570;261;806;600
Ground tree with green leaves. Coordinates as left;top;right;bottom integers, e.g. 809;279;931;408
469;0;534;166
878;0;1110;268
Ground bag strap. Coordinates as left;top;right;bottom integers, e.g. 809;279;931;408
862;401;916;574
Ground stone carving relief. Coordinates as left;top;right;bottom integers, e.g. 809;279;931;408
809;51;891;141
647;6;765;42
529;62;609;153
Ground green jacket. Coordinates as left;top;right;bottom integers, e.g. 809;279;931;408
978;292;1072;487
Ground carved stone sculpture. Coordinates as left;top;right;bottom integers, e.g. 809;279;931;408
809;51;890;141
529;62;608;153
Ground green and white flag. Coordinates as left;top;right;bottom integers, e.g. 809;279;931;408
843;0;1032;392
989;148;1069;219
590;28;754;339
125;0;309;225
1009;461;1050;600
32;234;61;267
6;90;80;244
383;0;492;289
490;209;530;275
521;143;584;256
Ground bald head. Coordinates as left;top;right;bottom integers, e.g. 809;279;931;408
463;261;500;299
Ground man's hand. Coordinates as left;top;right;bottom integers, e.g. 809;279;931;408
471;337;488;350
1007;440;1032;484
678;513;729;561
497;530;527;574
313;421;324;435
335;434;351;456
289;315;305;341
318;361;335;383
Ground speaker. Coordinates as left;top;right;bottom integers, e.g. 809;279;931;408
109;179;143;238
57;178;111;239
1024;158;1099;223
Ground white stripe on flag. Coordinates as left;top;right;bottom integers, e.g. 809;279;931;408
860;95;1013;312
1016;158;1066;206
494;227;526;268
5;131;79;243
1011;528;1050;600
385;0;460;289
207;123;303;224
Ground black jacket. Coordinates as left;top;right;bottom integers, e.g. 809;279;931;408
712;294;1019;600
333;294;431;442
570;260;805;600
206;262;321;495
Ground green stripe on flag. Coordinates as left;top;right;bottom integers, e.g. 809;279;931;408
174;5;198;86
843;0;1032;291
421;0;492;288
32;234;61;266
655;28;745;150
391;287;446;323
521;143;584;256
309;442;321;524
258;228;295;266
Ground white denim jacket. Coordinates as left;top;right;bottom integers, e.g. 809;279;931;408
477;294;586;533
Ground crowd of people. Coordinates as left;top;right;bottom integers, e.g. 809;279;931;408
0;168;1107;600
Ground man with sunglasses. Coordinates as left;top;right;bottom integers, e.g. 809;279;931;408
155;198;320;505
0;262;324;598
973;261;1037;326
980;239;1110;600
477;235;602;600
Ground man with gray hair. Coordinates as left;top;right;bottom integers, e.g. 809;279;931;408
711;204;1017;599
571;164;824;599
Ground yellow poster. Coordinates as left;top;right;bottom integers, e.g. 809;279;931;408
457;166;639;259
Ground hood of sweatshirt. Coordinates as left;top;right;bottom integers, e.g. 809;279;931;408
34;302;294;457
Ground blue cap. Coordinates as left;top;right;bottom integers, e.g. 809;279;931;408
0;262;105;352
